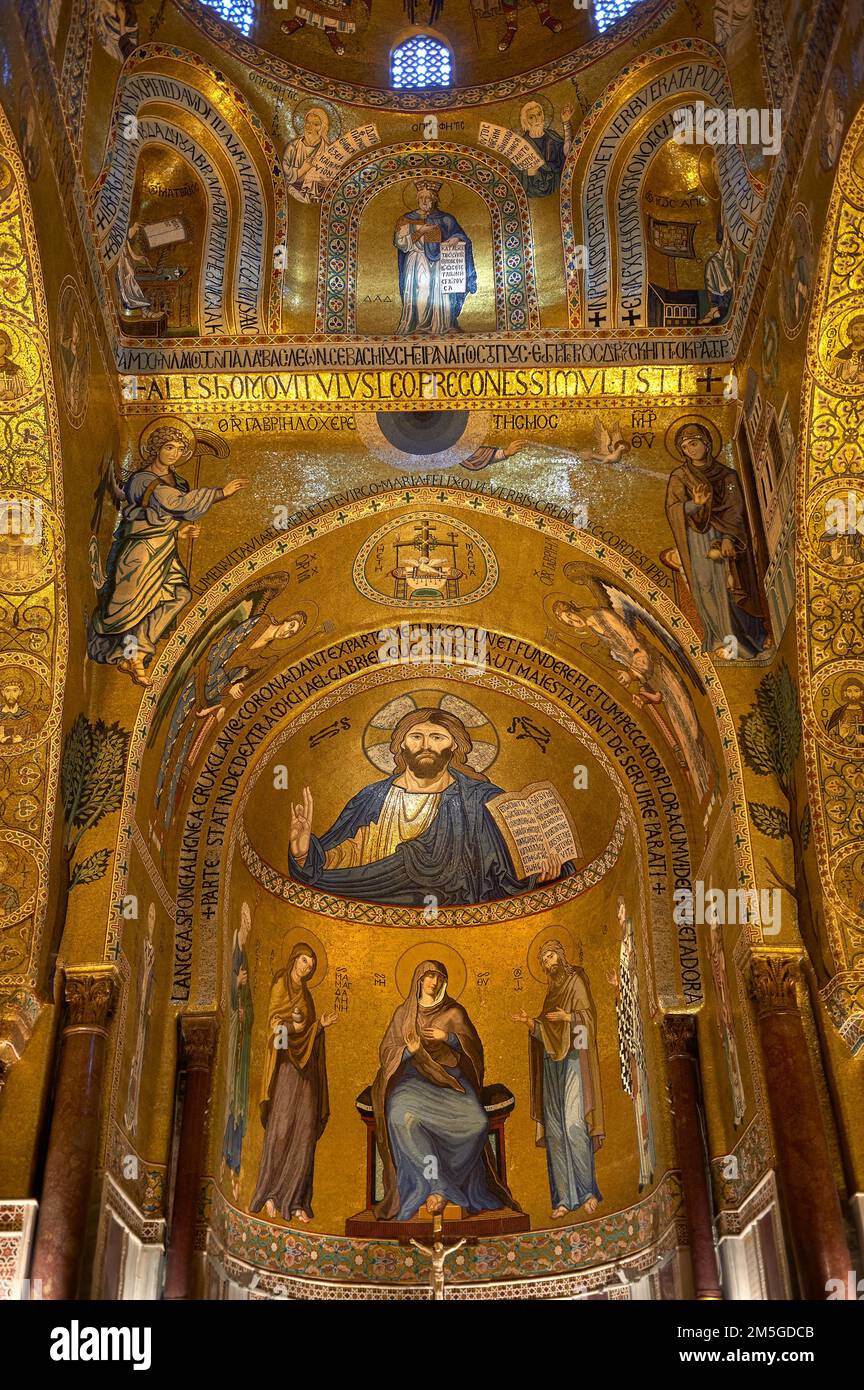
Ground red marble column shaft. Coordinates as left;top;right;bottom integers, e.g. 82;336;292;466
163;1013;218;1300
662;1014;723;1300
749;956;851;1299
30;968;118;1300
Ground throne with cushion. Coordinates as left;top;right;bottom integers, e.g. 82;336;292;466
344;1081;530;1238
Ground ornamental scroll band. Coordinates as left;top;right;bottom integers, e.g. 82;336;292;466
316;144;539;336
799;100;864;1028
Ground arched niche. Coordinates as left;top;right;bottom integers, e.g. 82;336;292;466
316;145;539;335
561;43;767;330
98;483;767;1292
90;48;285;339
110;143;209;337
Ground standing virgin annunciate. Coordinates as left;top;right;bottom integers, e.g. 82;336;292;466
515;940;604;1216
371;960;519;1221
665;421;769;660
250;943;336;1223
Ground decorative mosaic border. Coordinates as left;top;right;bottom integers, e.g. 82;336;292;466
316;143;538;335
797;100;864;986
0;107;69;994
0;1200;37;1299
172;0;671;112
204;1170;681;1290
205;1212;682;1299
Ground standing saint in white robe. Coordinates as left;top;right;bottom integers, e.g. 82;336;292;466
609;898;656;1189
124;907;155;1135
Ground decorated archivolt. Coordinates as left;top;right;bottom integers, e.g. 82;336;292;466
0;106;69;1072
798;100;864;1045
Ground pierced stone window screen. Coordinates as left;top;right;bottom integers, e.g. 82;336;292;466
390;36;453;90
594;0;643;33
198;0;254;36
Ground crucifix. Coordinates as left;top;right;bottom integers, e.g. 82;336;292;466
410;1214;466;1302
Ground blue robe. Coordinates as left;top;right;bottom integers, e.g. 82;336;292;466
397;209;477;321
289;767;575;906
541;1051;602;1210
387;1038;504;1219
518;128;566;198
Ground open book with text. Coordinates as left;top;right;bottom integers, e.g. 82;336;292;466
486;781;581;880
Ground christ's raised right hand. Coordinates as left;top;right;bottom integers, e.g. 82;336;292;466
290;785;313;862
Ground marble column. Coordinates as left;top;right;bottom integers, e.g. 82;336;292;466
661;1013;723;1300
30;966;118;1299
749;955;851;1299
163;1013;218;1301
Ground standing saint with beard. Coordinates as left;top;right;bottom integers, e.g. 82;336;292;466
288;707;575;906
514;940;604;1217
516;100;573;199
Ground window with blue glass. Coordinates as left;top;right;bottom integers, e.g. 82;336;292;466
198;0;254;36
593;0;642;33
390;36;453;90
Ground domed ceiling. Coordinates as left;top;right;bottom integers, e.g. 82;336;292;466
179;0;665;102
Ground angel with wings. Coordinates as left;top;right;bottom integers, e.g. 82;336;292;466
87;424;246;685
553;575;717;806
148;576;306;852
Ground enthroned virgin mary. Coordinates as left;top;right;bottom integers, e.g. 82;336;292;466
371;960;519;1221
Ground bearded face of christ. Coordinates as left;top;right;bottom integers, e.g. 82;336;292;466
399;721;457;778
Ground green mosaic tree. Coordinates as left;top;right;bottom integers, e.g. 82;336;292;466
47;714;130;977
738;663;827;985
61;714;130;889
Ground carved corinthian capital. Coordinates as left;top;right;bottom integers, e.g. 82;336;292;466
661;1013;697;1059
63;968;118;1030
748;955;801;1017
180;1013;219;1070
